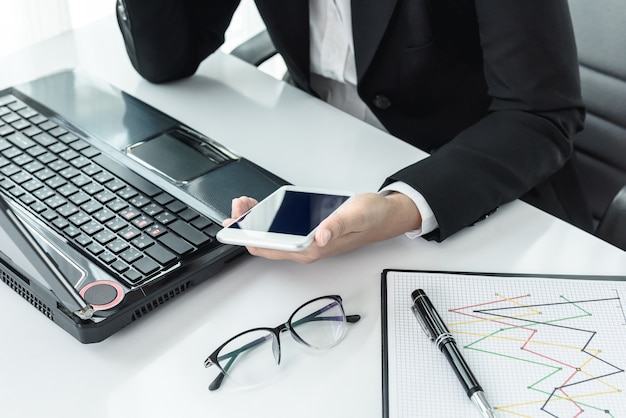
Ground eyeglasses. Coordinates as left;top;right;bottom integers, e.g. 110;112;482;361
203;295;361;391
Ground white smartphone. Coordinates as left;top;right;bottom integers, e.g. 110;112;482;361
216;185;355;251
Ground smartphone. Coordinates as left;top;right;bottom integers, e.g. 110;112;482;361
216;185;355;251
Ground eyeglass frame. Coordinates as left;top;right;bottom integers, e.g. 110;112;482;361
203;294;361;391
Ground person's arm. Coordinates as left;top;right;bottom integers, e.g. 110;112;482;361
383;0;585;241
116;0;240;83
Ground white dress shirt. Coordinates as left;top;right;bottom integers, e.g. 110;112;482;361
308;0;438;237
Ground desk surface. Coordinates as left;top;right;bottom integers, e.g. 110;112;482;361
1;18;625;418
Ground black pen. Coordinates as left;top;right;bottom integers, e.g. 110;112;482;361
411;289;495;418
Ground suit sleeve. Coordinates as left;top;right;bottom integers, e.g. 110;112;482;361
117;0;240;83
384;0;585;241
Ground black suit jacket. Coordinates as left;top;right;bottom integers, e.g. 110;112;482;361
117;0;590;240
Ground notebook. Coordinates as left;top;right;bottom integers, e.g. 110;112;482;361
381;269;626;417
0;69;287;343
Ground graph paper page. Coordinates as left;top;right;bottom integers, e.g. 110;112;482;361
383;270;626;418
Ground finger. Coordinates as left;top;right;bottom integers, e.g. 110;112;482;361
231;196;258;218
314;201;365;247
223;196;259;227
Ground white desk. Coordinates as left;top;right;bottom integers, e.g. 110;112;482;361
1;18;625;418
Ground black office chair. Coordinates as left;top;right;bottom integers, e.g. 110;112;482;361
229;30;277;67
229;30;288;81
230;10;626;250
569;0;626;250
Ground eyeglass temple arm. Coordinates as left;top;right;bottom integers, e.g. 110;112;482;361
346;314;361;323
208;368;227;391
291;300;361;327
291;314;361;327
206;334;269;369
206;334;272;391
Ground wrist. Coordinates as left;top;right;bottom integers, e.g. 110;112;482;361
385;192;422;233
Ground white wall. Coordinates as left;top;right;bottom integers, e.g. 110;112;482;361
0;0;111;57
0;0;283;78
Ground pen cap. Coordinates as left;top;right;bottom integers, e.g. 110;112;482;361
411;304;432;339
411;288;453;341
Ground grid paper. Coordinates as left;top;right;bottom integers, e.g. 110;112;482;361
383;270;626;418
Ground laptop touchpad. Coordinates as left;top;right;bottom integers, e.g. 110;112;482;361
126;128;234;184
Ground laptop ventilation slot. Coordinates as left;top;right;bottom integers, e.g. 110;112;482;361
131;282;191;321
1;269;54;320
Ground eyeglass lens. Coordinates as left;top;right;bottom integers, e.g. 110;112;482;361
290;297;347;349
217;329;280;387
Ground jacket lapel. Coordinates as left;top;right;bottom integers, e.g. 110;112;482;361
351;0;398;81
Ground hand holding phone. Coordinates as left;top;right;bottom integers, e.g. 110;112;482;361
216;185;354;251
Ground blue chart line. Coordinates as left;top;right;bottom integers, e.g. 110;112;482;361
449;290;626;417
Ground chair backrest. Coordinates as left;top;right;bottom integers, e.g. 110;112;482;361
568;0;626;225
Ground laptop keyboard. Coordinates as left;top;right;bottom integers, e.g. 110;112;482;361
0;93;223;287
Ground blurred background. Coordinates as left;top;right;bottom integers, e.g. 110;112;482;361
0;0;285;77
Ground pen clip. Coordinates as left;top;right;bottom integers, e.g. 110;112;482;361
411;304;433;340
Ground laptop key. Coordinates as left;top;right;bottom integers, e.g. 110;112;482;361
99;251;116;264
123;268;143;284
203;223;222;238
111;260;129;274
106;238;130;254
168;220;209;246
145;243;177;265
158;233;194;255
191;215;212;230
120;247;142;263
155;211;176;225
131;235;155;250
7;132;36;150
133;255;161;276
86;243;104;256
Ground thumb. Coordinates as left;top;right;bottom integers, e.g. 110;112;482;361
315;214;348;247
316;228;333;247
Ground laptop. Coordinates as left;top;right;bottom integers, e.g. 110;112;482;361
0;69;287;343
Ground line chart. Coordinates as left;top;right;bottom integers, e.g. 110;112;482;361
448;291;625;417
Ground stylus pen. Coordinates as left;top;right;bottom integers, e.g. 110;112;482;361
411;289;495;418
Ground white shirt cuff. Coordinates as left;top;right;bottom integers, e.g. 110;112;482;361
379;181;438;238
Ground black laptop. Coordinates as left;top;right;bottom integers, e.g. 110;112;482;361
0;70;287;343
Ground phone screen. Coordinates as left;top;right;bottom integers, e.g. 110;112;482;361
229;190;351;236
